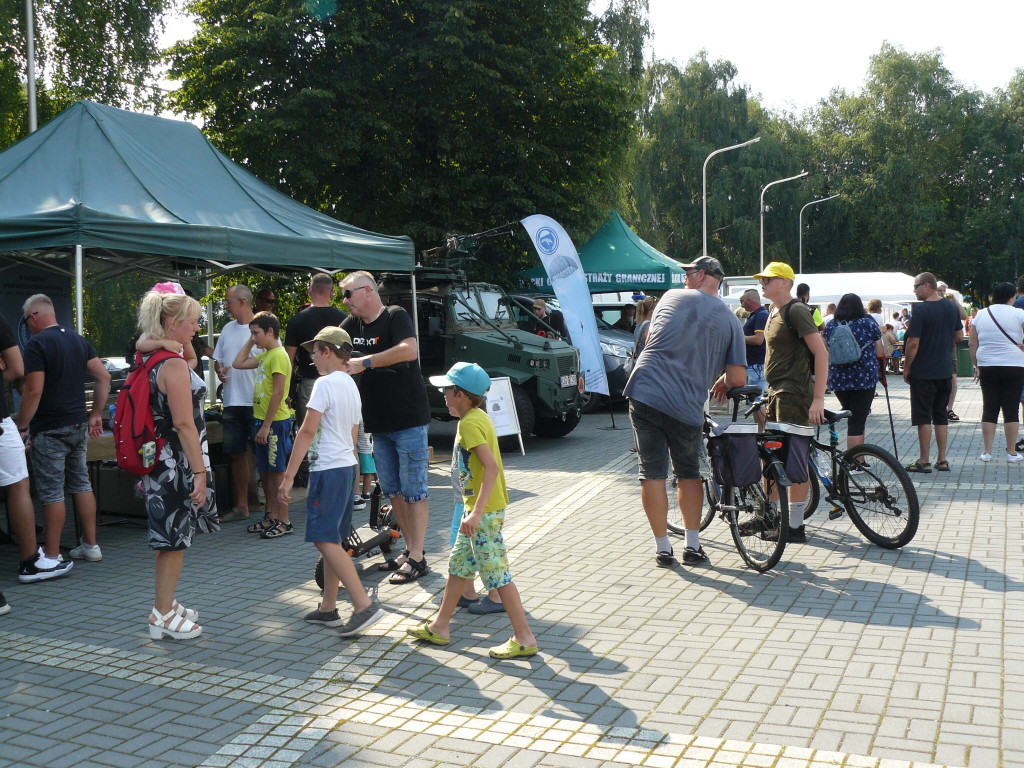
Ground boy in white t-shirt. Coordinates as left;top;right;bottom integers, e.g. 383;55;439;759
280;327;385;638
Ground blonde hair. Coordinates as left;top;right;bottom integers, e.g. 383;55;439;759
137;291;201;339
866;298;882;313
635;296;658;325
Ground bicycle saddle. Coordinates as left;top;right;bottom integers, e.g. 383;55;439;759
824;409;852;424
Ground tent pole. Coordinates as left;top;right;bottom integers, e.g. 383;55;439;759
75;245;84;334
205;277;216;405
410;265;421;364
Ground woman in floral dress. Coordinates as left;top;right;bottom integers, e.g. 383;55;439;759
137;287;218;640
822;293;885;451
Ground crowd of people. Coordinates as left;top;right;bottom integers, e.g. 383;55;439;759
0;272;535;659
623;257;1022;567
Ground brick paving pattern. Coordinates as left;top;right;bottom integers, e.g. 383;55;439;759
1;378;1021;767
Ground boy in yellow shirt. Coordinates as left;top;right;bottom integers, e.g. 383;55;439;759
232;311;294;538
406;362;537;659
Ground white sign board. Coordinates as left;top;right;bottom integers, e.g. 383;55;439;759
485;376;524;455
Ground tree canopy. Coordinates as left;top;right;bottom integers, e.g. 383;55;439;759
169;0;644;261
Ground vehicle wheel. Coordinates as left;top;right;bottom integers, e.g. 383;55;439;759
727;469;788;572
533;409;580;437
579;391;604;414
511;383;535;436
804;467;821;520
314;555;324;590
698;444;719;532
838;444;920;549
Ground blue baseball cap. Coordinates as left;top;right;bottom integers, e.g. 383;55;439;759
428;362;491;396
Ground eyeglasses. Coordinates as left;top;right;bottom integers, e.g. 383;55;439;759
685;269;701;278
343;285;371;300
759;277;777;285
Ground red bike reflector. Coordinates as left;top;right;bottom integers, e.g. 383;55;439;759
764;440;783;450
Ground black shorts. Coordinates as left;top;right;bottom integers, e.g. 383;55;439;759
629;400;702;481
909;378;952;426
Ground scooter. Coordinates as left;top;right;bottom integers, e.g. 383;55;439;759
314;481;401;589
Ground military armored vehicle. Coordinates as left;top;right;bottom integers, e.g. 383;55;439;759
376;233;583;438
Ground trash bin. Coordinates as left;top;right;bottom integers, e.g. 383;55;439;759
956;340;973;377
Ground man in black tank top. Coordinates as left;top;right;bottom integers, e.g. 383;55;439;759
341;271;432;584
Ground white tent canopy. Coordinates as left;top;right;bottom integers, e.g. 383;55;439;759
724;272;918;305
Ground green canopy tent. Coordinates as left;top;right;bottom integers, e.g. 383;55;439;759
0;100;415;332
520;211;685;294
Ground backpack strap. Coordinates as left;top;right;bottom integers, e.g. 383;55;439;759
779;300;813;361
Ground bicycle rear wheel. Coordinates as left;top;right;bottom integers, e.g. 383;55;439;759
666;446;719;534
803;468;821;520
727;469;788;572
839;444;920;548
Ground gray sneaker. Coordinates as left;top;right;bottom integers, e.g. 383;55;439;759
69;540;102;562
337;601;385;638
304;608;344;627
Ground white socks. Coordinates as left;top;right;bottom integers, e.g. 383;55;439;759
789;501;805;529
685;530;700;551
655;536;672;554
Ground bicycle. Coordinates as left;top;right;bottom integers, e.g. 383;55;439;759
794;408;919;549
667;385;793;572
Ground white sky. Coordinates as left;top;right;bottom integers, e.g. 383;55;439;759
161;2;1024;115
627;0;1024;113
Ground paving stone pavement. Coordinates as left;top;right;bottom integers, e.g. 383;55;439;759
1;378;1022;768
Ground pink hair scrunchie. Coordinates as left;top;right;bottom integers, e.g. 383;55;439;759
152;281;185;295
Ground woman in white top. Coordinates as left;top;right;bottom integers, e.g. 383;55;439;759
968;282;1024;462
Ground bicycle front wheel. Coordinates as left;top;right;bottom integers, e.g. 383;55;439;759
699;444;719;531
839;444;920;548
728;469;788;572
665;476;719;535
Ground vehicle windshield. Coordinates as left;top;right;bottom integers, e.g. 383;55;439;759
477;289;511;323
452;287;477;323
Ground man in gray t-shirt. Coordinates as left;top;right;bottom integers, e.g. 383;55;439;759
623;256;747;568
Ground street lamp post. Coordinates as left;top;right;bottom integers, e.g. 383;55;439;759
760;171;808;271
26;0;37;132
798;194;839;273
702;136;760;257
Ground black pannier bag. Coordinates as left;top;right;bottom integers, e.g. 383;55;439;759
765;421;814;484
707;423;761;488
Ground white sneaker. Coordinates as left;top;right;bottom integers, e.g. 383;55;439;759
1008;453;1024;463
978;453;992;462
69;540;103;561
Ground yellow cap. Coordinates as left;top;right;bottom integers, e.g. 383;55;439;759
752;261;795;281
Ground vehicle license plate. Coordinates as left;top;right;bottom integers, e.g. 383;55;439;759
560;374;577;387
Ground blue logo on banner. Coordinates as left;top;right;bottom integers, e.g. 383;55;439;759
536;227;559;255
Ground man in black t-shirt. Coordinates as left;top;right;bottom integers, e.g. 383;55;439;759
903;273;964;473
285;273;348;428
2;314;67;595
341;270;431;585
16;294;110;575
740;289;769;397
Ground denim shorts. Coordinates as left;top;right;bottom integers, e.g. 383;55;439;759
221;406;254;454
306;465;357;543
30;423;92;504
373;424;429;502
0;417;29;486
746;363;767;396
447;507;512;591
629;400;702;481
254;418;293;473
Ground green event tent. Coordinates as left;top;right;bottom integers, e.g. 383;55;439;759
0;100;414;272
520;210;685;293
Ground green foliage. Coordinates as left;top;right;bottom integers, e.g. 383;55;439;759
0;0;171;148
168;0;643;286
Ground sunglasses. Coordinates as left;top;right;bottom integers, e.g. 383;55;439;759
343;285;371;300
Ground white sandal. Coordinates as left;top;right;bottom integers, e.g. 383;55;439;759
149;607;202;640
172;601;198;622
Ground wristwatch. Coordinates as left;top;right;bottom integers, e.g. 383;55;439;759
362;356;372;369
